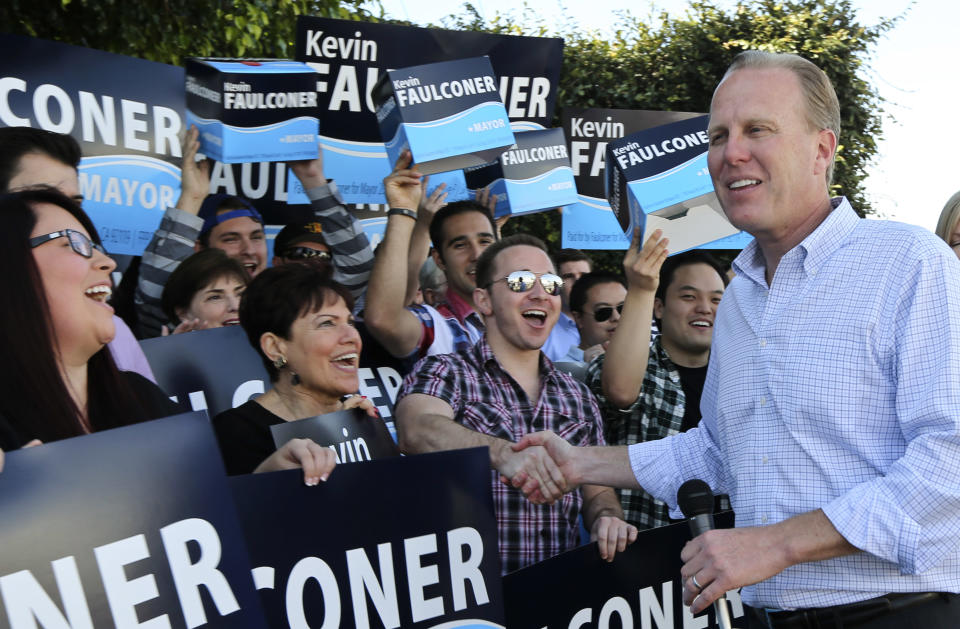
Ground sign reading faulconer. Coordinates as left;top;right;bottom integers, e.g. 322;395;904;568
0;413;270;629
605;115;742;253
465;128;577;218
185;58;321;163
230;448;506;629
372;56;515;175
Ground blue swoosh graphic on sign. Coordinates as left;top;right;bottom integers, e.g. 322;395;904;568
426;619;505;629
507;166;575;187
634;152;706;184
187;114;317;133
319;134;387;158
576;194;614;211
404;101;507;129
80;155;181;178
509;120;546;132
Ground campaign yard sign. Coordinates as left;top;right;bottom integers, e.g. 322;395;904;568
140;325;269;418
503;516;745;629
561;107;753;251
1;27;561;255
464;128;577;218
373;57;515;176
185;59;321;164
0;412;269;629
606;115;749;254
0;33;404;254
295;16;563;204
270;407;400;463
230;447;506;629
0;33;185;256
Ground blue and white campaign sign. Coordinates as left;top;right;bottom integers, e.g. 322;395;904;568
185;58;320;164
78;154;182;253
0;34;186;255
0;33;399;254
230;447;506;629
374;56;514;175
295;16;563;204
0;412;270;629
607;115;751;253
503;515;745;629
0;26;559;256
561;107;752;251
465;127;577;218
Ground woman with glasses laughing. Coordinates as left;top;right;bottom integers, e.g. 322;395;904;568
0;188;336;485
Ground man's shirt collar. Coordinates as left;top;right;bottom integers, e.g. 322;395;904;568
732;197;858;286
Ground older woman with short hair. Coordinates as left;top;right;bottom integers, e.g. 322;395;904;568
161;248;247;333
213;262;376;475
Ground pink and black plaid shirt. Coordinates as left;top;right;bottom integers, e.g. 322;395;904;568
400;337;606;574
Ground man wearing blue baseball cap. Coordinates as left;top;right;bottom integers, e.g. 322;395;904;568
195;193;267;278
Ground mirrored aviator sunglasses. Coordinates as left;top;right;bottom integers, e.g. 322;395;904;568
29;229;106;258
283;246;331;261
499;270;564;296
593;303;624;322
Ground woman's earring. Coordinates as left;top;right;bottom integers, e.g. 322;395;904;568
291;372;301;386
273;355;287;370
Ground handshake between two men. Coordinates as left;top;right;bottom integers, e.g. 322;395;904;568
501;429;624;506
504;430;863;620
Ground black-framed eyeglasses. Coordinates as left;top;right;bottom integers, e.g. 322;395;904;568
283;246;331;261
487;270;564;296
29;229;106;258
593;303;624;322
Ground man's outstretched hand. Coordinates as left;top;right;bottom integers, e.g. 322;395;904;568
502;431;581;504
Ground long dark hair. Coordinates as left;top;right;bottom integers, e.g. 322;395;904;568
0;189;150;446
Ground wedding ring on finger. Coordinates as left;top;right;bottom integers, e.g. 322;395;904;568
691;574;703;591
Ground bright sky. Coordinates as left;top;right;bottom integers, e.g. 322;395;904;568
365;0;959;232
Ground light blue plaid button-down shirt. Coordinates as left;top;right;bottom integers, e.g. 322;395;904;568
629;198;960;609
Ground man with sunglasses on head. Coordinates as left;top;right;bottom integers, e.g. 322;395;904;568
587;230;728;531
567;272;628;365
132;129;372;337
396;232;637;574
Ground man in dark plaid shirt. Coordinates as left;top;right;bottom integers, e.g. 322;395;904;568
587;233;728;530
397;234;637;574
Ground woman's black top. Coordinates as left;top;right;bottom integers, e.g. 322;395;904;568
0;371;181;451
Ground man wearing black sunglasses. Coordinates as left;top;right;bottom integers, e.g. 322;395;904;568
567;272;628;364
271;221;332;267
396;233;637;574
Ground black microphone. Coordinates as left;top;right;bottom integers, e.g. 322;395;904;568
678;479;733;629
